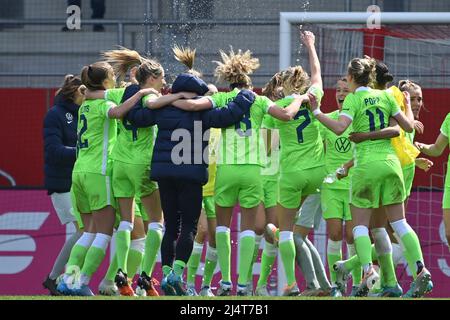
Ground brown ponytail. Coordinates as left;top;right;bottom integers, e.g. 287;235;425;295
173;45;202;78
81;62;113;90
55;74;83;102
262;72;284;100
102;47;163;86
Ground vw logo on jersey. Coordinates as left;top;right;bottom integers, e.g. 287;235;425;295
335;137;351;153
66;113;73;123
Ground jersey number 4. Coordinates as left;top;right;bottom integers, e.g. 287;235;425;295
123;119;138;141
294;109;311;143
77;114;89;149
366;108;385;132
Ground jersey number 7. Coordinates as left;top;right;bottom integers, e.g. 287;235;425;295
294;109;311;143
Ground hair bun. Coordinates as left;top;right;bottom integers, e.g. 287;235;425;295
383;73;394;82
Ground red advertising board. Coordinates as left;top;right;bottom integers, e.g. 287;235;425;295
0;88;448;188
0;190;449;297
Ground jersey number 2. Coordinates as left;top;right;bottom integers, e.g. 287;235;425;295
78;114;89;149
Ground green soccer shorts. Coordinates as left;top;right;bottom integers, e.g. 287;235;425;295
321;187;352;221
202;196;216;219
215;165;263;209
350;159;406;209
402;163;415;199
262;176;278;209
72;172;115;213
112;161;158;199
278;166;326;209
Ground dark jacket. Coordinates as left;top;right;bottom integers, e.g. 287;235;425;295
43;94;79;194
126;73;255;184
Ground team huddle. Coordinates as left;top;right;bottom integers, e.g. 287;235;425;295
43;30;450;298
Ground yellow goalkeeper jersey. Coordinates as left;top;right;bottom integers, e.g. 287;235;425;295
203;128;221;197
388;86;420;167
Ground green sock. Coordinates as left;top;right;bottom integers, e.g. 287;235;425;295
116;229;131;274
142;226;163;276
378;253;397;287
343;254;360;271
162;265;172;276
202;246;218;287
237;233;255;286
257;242;277;287
216;229;231;283
402;243;416;280
187;242;203;286
354;233;373;270
400;232;424;275
393;232;417;280
66;244;90;274
81;246;107;277
173;260;186;277
347;244;362;286
247;236;262;283
371;244;378;260
105;253;118;281
370;245;384;286
127;248;144;278
327;253;342;284
327;239;342;284
279;234;296;286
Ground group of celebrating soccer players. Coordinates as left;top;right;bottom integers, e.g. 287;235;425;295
43;29;450;298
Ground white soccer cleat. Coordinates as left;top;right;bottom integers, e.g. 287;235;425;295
355;266;380;297
135;286;147;296
186;285;198;296
200;285;215;297
333;260;350;293
246;281;254;296
216;280;232;296
98;279;119;296
255;285;270;296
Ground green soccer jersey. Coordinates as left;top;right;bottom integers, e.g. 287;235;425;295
440;113;450;188
266;86;325;173
106;88;156;165
261;114;280;179
320;110;354;190
208;88;271;166
73;99;117;175
340;87;401;164
405;129;416;145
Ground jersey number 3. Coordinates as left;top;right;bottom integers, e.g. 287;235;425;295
235;111;252;137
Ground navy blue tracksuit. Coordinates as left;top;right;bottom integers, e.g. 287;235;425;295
43;95;79;194
126;73;255;266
